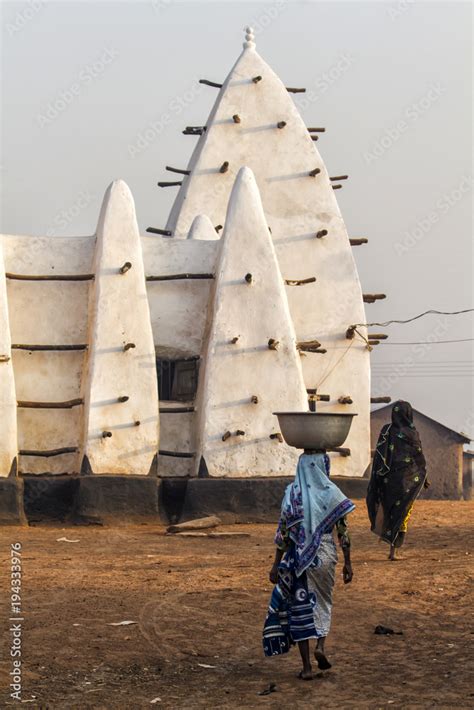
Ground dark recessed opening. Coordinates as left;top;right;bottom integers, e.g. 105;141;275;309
156;357;199;402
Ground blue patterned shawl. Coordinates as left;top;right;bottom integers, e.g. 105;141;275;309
275;453;355;577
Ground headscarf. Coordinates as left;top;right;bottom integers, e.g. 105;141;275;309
392;400;414;428
367;400;426;544
276;453;355;577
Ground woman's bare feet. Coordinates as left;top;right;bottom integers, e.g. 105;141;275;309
297;640;313;680
314;637;332;670
389;545;405;561
314;649;332;670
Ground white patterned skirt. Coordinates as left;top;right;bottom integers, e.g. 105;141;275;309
306;533;338;637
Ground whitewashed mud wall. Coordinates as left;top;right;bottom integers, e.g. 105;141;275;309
1;183;161;477
142;235;219;477
0;240;17;476
195;168;308;477
3;234;94;474
158;411;195;477
165;29;370;477
142;236;218;359
1;202;219;478
81;181;159;475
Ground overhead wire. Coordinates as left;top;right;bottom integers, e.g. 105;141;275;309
378;338;474;345
316;339;354;388
372;374;473;378
350;308;474;329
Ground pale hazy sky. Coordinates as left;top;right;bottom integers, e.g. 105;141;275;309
1;0;472;437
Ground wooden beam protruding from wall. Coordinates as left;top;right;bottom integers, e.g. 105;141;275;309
297;340;326;354
6;273;94;282
166;166;191;176
199;79;222;88
19;447;78;457
363;294;386;303
183;127;205;135
159;449;195;458
306;391;330;401
146;273;214;282
146;227;172;236
11;344;88;351
159;406;195;414
17;399;83;409
284;277;317;286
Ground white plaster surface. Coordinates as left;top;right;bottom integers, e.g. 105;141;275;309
12;349;85;474
196;167;308;477
158;407;195;476
18;408;82;450
166;38;370;476
142;235;218;358
141;234;218;275
2;234;95;275
18;452;78;476
147;280;213;359
159;408;194;451
1;235;93;474
0;240;17;476
12;351;83;401
7;281;89;345
187;214;219;240
81;181;159;475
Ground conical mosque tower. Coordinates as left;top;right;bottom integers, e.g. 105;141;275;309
160;27;371;477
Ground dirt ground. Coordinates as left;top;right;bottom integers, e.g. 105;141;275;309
0;501;473;709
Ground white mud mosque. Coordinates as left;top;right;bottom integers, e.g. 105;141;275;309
0;29;390;519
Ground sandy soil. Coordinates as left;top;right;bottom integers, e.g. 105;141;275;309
0;501;473;709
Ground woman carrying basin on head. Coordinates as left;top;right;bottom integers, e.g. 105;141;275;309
263;451;355;680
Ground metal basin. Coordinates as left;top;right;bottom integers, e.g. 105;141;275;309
273;412;357;450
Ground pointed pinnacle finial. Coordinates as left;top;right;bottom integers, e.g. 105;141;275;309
243;26;256;49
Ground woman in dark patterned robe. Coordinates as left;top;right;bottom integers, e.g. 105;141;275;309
367;401;428;560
